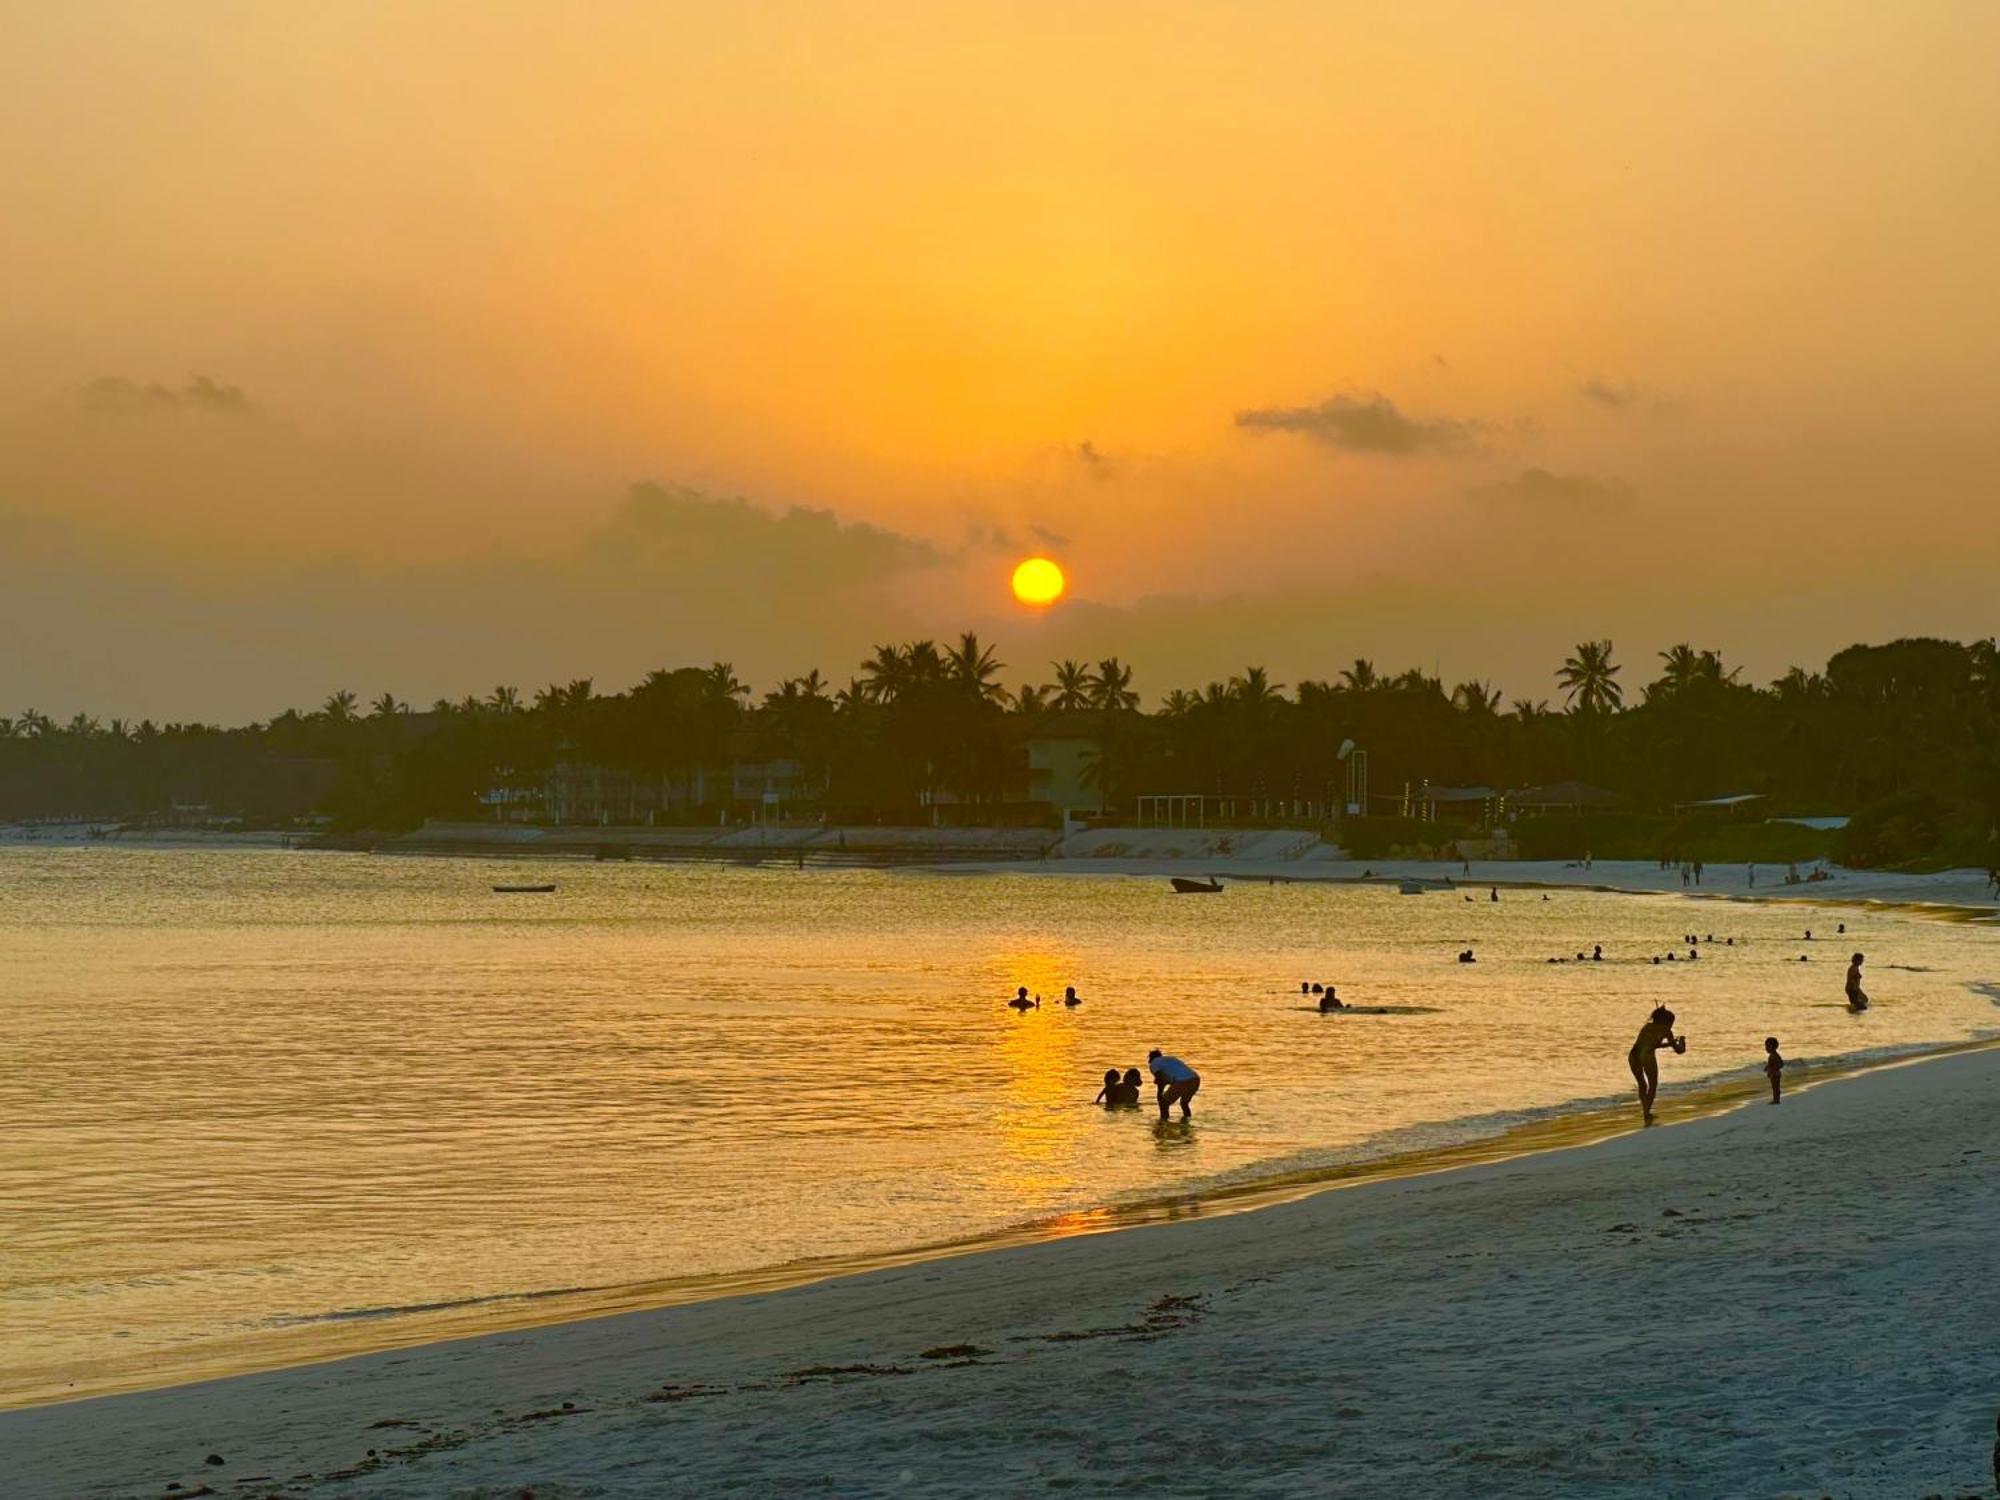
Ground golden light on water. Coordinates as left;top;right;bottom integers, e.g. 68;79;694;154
1011;557;1066;607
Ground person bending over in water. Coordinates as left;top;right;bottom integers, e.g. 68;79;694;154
1318;985;1345;1012
1628;1006;1686;1126
1845;953;1869;1011
1147;1049;1201;1119
1764;1036;1785;1103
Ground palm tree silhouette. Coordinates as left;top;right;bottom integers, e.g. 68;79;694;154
1340;659;1380;692
1557;640;1623;715
948;632;1006;702
1090;657;1139;711
1050;659;1094;711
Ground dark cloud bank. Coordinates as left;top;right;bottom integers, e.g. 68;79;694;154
1234;391;1482;455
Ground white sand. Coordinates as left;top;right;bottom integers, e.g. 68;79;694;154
9;1047;1998;1497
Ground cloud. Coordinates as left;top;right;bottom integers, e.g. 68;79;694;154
588;482;941;586
78;375;253;416
1465;467;1634;511
1071;439;1115;479
1028;522;1071;549
1233;391;1482;455
1579;377;1683;417
1579;377;1642;410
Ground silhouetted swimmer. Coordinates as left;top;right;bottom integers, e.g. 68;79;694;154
1845;952;1869;1011
1063;986;1082;1008
1837;922;1846;934
1628;1006;1686;1126
1764;1036;1785;1103
1301;981;1312;995
1804;929;1813;941
1310;982;1324;995
1147;1049;1201;1119
1458;948;1476;963
1318;986;1345;1012
1592;944;1604;962
1008;988;1038;1012
1651;956;1661;965
1094;1068;1140;1107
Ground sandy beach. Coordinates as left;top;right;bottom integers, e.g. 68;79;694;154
10;1041;1997;1497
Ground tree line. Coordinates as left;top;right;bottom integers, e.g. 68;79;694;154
3;634;1996;868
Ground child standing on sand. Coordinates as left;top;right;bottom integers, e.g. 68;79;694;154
1764;1037;1785;1104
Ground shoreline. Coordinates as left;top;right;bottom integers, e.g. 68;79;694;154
10;1040;1999;1495
8;1030;1995;1417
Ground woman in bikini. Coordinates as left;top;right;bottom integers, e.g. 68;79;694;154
1628;1005;1686;1126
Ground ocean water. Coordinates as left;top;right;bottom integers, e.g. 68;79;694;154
4;847;1996;1406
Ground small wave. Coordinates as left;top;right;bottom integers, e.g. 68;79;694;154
263;1281;611;1328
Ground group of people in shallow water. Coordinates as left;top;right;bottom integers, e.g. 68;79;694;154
1056;915;1876;1129
1094;1050;1202;1119
1008;985;1082;1011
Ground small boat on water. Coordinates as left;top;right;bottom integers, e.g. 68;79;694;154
493;883;557;894
1170;876;1223;894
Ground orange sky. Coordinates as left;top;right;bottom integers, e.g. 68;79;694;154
3;3;1997;719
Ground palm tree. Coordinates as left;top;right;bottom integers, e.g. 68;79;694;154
370;692;406;719
321;689;358;723
860;644;909;704
794;668;829;700
1510;697;1551;721
1452;680;1502;716
1158;688;1198;718
1090;657;1139;711
1009;682;1052;714
1557;640;1623;715
1050;659;1094;711
487;685;521;714
1339;659;1379;692
1230;665;1285;707
15;708;53;738
700;663;748;706
947;632;1006;702
1657;643;1703;695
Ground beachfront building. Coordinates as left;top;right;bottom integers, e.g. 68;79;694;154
1023;714;1099;818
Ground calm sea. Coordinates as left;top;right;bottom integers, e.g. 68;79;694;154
4;847;1996;1405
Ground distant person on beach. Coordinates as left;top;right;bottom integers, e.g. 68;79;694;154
1845;953;1869;1011
1764;1037;1785;1103
1489;886;1499;902
1318;986;1345;1012
1747;863;1756;888
1146;1049;1201;1119
1628;1006;1686;1126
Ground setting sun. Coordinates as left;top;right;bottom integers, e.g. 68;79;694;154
1010;557;1066;607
